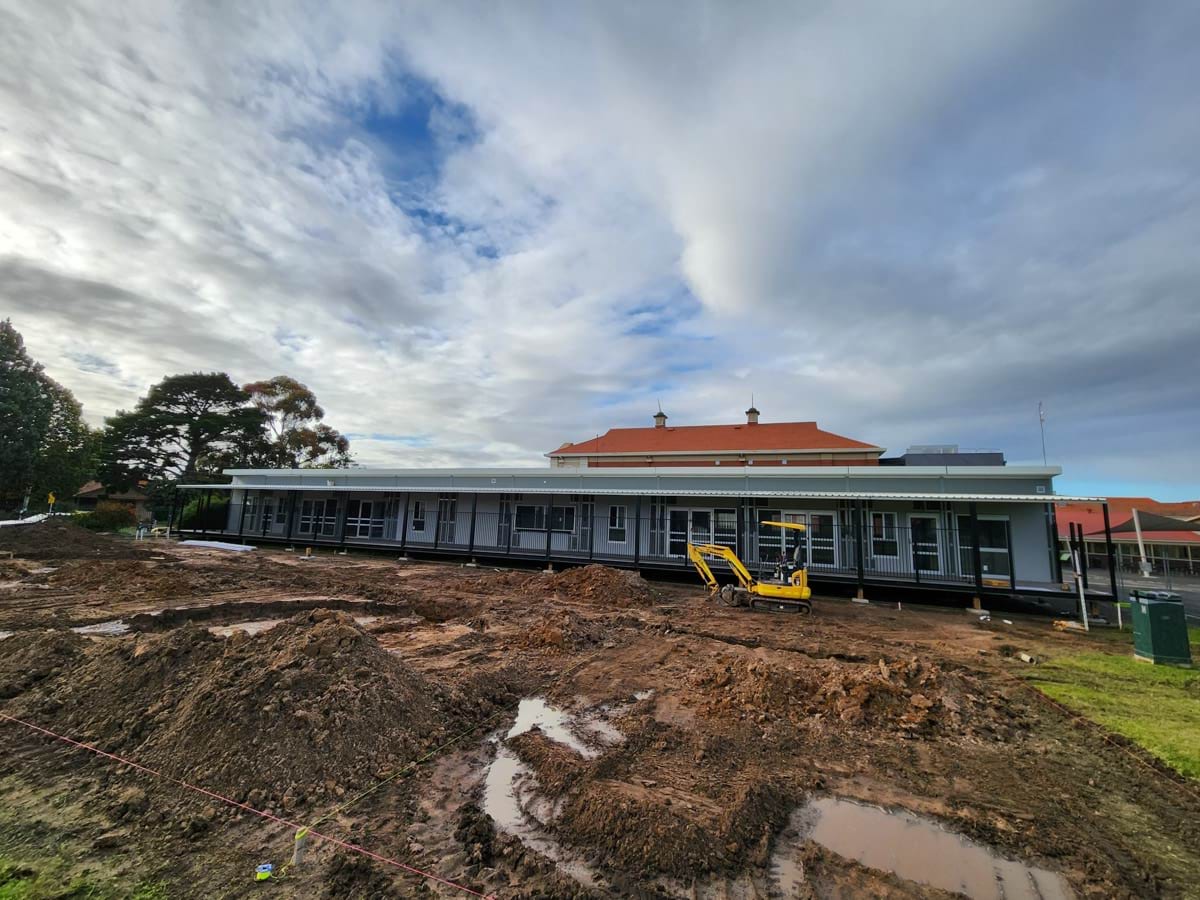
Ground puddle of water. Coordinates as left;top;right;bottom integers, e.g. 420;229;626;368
579;717;623;747
209;618;284;637
481;697;626;888
0;630;12;640
71;620;130;637
482;745;600;887
29;566;57;575
208;614;377;638
483;747;529;832
508;697;598;757
770;851;806;897
785;797;1073;900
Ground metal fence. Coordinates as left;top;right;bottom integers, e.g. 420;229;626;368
180;497;1015;589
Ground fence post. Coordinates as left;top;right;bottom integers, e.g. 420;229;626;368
968;502;984;607
432;497;441;551
285;491;298;543
505;498;514;556
261;491;271;538
544;495;554;563
399;492;410;551
588;501;596;560
237;490;249;541
1077;522;1089;590
909;516;921;586
1102;502;1119;603
167;488;180;536
337;492;349;549
633;496;643;568
1005;518;1016;589
854;501;866;601
200;490;211;536
1048;502;1063;584
467;493;478;557
736;497;745;560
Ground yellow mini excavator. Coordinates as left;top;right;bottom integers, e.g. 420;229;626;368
687;521;813;614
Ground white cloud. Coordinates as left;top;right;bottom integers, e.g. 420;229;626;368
1;1;1198;494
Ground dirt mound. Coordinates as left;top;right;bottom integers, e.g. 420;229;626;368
558;777;790;878
0;629;86;699
45;558;250;598
2;611;519;813
518;610;609;654
507;728;793;878
0;557;41;580
685;654;1019;737
0;519;154;560
481;564;664;608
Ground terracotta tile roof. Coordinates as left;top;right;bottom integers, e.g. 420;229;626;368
73;481;149;501
74;481;104;497
549;422;882;456
1105;530;1200;544
1056;497;1200;542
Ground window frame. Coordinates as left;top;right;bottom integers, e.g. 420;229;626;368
608;505;627;543
870;511;899;557
411;500;426;532
552;506;575;534
515;504;543;532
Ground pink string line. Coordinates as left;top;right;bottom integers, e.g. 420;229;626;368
0;712;496;898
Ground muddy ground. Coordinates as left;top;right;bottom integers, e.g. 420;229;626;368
1;523;1197;899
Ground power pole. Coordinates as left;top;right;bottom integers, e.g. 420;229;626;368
1038;401;1047;466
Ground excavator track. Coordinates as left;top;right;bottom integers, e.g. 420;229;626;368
749;597;812;615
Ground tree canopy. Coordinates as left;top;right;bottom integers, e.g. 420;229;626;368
30;379;101;504
99;372;267;486
244;376;352;468
0;320;97;509
3;320;354;502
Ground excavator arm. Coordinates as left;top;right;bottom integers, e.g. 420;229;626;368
686;543;721;594
687;543;757;591
688;529;812;614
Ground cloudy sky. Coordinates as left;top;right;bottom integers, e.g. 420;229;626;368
2;2;1197;498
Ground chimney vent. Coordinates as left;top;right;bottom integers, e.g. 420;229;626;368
653;409;668;428
745;405;760;425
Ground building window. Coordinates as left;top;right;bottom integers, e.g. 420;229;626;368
437;494;457;543
411;500;426;532
515;505;577;533
871;511;898;556
298;498;337;536
714;509;737;548
608;505;627;543
553;506;575;533
515;505;542;531
346;499;384;539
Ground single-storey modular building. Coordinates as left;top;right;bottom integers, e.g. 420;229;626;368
174;412;1122;604
175;463;1118;604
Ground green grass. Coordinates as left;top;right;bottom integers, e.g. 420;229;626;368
1026;651;1200;779
1081;622;1200;652
0;859;168;900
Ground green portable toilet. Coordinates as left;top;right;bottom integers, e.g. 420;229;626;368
1130;594;1192;667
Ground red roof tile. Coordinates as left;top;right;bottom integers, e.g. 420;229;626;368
1107;530;1200;544
549;422;882;456
1056;497;1200;541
